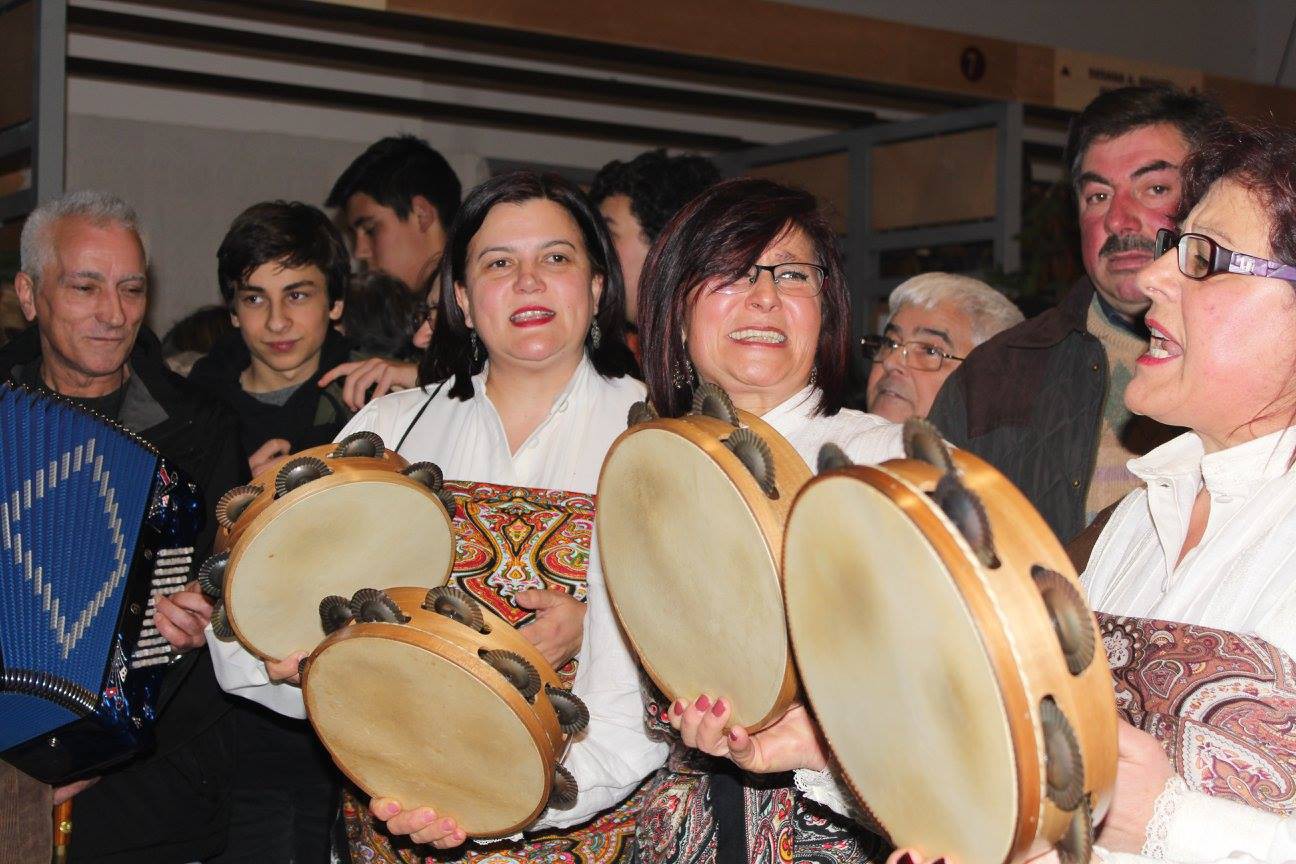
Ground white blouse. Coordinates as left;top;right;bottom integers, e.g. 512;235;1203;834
760;385;905;468
796;428;1296;864
1083;427;1296;864
206;358;666;832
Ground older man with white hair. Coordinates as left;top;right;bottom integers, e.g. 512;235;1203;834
864;272;1022;423
1;190;244;863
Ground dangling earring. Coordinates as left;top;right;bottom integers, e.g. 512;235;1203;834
808;365;818;388
470;331;482;365
588;319;601;350
671;357;692;389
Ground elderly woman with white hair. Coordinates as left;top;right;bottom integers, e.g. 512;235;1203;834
864;272;1023;422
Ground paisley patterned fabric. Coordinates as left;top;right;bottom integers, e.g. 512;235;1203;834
631;697;886;864
442;480;595;684
343;481;645;864
1100;613;1296;815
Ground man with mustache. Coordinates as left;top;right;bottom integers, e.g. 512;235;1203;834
864;272;1022;423
925;86;1224;543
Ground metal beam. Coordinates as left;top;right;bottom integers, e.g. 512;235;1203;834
67;6;876;132
65;57;757;151
34;0;66;202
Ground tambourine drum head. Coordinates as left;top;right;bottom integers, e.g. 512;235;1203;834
306;635;549;836
226;476;452;660
784;475;1016;864
598;428;787;728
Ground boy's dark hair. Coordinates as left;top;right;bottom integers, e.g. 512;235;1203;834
588;149;721;243
325;135;462;229
1064;85;1225;191
217;201;350;304
421;170;636;398
341;271;420;360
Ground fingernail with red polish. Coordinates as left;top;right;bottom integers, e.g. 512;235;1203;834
695;695;711;712
931;858;946;864
441;819;455;832
896;855;915;864
728;729;738;741
672;700;685;716
384;802;399;816
712;698;726;717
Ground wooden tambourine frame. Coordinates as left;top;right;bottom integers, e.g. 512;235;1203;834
201;436;455;661
302;585;583;839
783;444;1116;864
597;395;811;731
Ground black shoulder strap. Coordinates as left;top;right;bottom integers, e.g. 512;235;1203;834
393;381;447;455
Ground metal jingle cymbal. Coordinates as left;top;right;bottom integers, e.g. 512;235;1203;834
318;595;355;635
691;382;739;426
1032;566;1098;676
933;472;1000;569
1041;696;1086;812
274;456;332;498
725;426;777;497
422;585;485;632
332;430;385;459
544;684;590;734
401;461;445;492
480;649;542;700
902;417;955;474
350;588;408;624
197;550;230;599
547;763;579;810
215;484;263;531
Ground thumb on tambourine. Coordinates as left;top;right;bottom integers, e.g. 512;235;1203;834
514;588;564;611
724;726;762;771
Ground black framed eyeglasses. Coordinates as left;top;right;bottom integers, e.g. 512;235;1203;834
712;262;827;298
410;301;436;330
861;335;964;372
1155;228;1296;282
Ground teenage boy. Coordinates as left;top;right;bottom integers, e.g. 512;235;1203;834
188;200;352;862
191;200;354;474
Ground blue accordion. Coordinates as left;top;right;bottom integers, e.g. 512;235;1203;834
0;383;204;784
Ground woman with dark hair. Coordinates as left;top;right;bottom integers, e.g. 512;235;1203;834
634;177;902;864
210;172;663;863
642;176;900;468
682;124;1296;864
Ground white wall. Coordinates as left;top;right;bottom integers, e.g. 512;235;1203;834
59;0;1296;331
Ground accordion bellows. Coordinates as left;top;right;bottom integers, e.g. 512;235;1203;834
0;383;202;783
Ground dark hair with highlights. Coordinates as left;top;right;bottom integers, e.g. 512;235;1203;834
420;171;636;398
589;149;721;243
1064;85;1224;192
1179;119;1296;266
217;200;350;304
637;176;851;418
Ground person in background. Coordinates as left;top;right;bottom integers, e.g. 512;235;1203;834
320;135;462;406
864;272;1022;423
326;134;461;293
161;303;236;376
338;270;420;361
2;189;243;863
589;149;721;357
186;199;351;863
926;85;1224;543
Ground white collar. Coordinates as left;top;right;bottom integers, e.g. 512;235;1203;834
471;354;594;415
757;384;821;427
1129;426;1296;499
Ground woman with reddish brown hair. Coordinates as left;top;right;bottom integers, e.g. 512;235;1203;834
675;122;1296;864
632;176;901;864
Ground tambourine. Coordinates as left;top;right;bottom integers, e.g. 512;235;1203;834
198;431;455;661
782;421;1117;864
301;585;589;838
596;383;812;730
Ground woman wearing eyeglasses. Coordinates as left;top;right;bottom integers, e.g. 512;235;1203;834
630;177;904;864
674;122;1296;864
